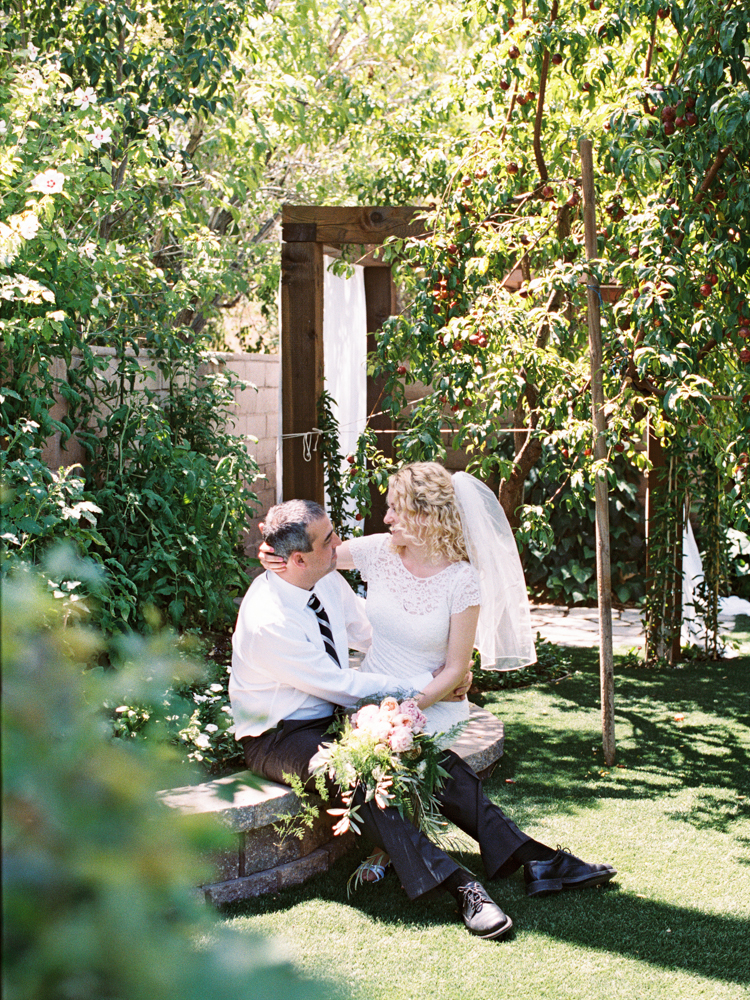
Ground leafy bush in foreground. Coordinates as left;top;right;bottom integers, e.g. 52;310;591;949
1;563;344;1000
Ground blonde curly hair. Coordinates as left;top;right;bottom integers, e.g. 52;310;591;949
387;462;468;563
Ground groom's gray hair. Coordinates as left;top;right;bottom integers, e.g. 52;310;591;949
261;499;327;560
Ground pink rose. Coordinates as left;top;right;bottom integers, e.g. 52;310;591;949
380;696;400;717
399;699;427;733
353;704;380;730
388;725;414;753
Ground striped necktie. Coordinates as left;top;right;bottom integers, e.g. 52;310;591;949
307;592;341;667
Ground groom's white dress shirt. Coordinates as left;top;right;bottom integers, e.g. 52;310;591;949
230;570;434;739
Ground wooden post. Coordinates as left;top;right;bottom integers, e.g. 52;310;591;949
579;138;616;766
280;240;325;504
363;266;396;533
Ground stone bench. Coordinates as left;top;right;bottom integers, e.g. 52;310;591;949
159;702;504;905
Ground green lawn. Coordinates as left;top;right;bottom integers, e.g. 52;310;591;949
220;619;750;1000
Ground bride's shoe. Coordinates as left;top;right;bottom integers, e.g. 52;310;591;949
347;853;391;893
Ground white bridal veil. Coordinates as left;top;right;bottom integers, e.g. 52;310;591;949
453;472;536;671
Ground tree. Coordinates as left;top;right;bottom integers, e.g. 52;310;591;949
345;0;750;660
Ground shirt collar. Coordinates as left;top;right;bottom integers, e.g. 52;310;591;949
266;569;320;610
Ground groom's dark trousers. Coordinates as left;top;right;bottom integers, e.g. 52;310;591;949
241;714;531;900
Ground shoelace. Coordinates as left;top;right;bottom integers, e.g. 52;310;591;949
457;882;487;915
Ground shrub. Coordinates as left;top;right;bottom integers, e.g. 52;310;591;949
1;561;340;1000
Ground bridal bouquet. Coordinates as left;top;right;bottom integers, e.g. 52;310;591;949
308;695;466;844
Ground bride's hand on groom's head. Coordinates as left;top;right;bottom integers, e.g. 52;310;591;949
258;540;287;574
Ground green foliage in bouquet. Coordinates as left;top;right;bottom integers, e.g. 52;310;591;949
301;696;467;891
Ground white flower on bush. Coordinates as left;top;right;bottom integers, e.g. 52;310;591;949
27;42;38;61
73;86;97;110
87;125;112;149
146;121;160;139
30;169;65;194
0;222;21;265
79;241;97;260
204;724;218;733
9;211;40;240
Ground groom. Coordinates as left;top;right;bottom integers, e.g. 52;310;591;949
230;499;616;940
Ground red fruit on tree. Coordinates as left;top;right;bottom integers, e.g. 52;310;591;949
685;95;696;109
661;106;676;122
657;6;670;17
346;454;355;464
551;53;563;65
509;45;520;58
663;121;675;135
506;161;519;174
396;365;407;375
740;348;750;363
707;274;718;286
452;339;463;351
738;327;750;340
685;111;698;126
355;513;363;521
581;82;591;92
541;185;555;200
615;443;625;453
675;116;686;129
499;79;510;91
700;283;712;297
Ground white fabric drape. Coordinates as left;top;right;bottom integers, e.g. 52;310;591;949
323;260;368;529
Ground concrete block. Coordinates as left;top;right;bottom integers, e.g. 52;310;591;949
276;848;330;890
204;867;279;905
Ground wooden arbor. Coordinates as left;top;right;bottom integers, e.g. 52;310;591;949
280;205;424;526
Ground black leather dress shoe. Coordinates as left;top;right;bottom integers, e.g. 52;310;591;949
457;882;513;939
524;848;617;897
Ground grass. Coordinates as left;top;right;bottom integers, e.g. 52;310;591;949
218;617;750;1000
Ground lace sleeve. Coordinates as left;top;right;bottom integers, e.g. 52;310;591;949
347;533;388;583
450;562;481;616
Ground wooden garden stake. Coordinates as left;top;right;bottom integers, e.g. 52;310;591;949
579;138;616;766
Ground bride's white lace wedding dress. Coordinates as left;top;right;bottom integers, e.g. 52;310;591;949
348;533;480;737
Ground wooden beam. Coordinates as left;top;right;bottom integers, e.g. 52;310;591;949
363;267;397;535
280;241;325;504
282;205;426;244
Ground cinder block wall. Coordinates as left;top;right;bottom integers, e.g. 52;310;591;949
211;352;279;558
39;349;280;562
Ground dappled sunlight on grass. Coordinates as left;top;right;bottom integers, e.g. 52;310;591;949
222;643;750;1000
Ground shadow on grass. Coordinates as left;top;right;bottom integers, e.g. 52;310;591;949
478;657;750;836
225;852;750;987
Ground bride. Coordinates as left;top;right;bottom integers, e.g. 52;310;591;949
260;461;535;883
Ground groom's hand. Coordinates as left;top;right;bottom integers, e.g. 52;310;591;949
445;668;473;701
431;664;473;702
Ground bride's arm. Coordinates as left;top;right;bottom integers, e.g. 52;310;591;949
416;604;479;711
258;537;355;572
